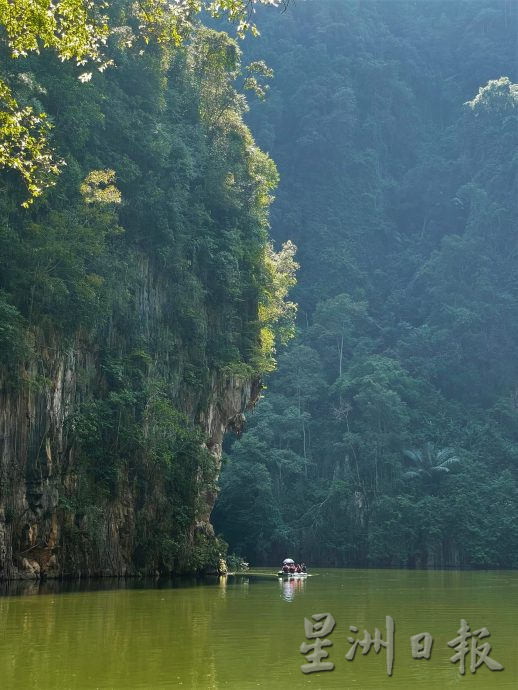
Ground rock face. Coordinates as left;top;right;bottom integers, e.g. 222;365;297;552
0;258;260;580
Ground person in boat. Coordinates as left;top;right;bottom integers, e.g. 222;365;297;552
295;564;302;573
289;563;296;574
301;563;307;573
282;564;290;573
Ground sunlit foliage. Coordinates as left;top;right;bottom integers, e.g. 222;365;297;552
0;0;281;203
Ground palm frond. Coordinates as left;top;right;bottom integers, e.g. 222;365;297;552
403;449;422;465
439;456;460;467
432;465;450;474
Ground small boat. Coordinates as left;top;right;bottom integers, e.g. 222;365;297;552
278;558;309;578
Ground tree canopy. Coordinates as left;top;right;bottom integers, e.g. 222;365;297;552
0;0;284;204
215;0;518;569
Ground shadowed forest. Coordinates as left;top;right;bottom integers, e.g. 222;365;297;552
214;0;518;569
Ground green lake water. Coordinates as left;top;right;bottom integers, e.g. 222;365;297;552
0;568;516;689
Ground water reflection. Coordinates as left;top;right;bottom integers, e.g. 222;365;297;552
0;570;514;689
279;576;306;602
218;575;227;598
0;575;225;598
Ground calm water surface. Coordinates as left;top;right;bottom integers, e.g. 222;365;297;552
0;568;516;689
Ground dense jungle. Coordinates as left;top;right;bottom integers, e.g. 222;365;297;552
214;0;518;569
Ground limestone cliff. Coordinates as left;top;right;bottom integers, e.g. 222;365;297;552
0;258;261;580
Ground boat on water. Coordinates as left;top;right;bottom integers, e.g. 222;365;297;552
277;557;308;578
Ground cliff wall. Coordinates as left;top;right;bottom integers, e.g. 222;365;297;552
0;256;260;579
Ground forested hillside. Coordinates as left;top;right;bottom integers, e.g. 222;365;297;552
0;3;294;578
214;0;518;568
